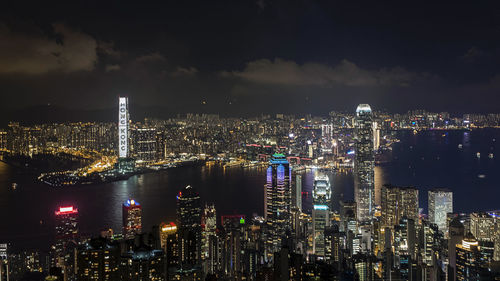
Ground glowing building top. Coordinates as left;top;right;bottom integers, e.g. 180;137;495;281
356;104;372;114
55;206;78;215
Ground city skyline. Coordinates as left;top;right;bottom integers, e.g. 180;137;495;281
2;1;500;280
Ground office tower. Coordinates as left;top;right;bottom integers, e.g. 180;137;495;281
131;127;157;164
159;222;177;251
354;104;375;222
381;185;419;228
312;175;331;258
470;212;496;242
264;153;291;262
118;96;129;159
54;206;78;281
352;253;376;281
456;233;485;281
201;204;218;275
448;218;465;281
76;237;120;281
177;185;202;268
220;215;246;278
428;188;453;234
54;206;78;259
122;199;142;239
420;220;440;267
294;174;302;212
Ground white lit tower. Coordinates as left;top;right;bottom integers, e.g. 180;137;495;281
354;104;375;222
118;97;129;158
117;97;134;173
428;188;453;234
312;174;332;259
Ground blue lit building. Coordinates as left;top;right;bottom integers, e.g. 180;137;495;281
264;153;292;262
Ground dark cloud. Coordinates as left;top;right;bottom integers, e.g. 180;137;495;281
171;66;198;77
105;64;120;72
0;23;97;74
461;47;487;63
223;58;427;87
134;53;166;63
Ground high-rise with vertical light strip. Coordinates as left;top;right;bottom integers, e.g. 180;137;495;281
354;104;375;222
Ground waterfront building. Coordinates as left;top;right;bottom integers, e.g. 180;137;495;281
122;199;142;239
312;174;331;259
354;104;375;222
428;188;453;234
264;153;292;262
131;127;157;164
177;185;202;268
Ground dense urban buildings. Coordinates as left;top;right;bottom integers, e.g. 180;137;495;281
3;104;500;280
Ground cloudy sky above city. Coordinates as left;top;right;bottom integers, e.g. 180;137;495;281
1;1;500;121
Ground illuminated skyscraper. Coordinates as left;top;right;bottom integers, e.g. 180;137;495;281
122;199;142;239
201;203;218;275
54;206;79;280
456;233;485;281
117;97;134;173
264;153;292;262
381;185;419;228
312;175;331;258
177;185;202;268
354;104;375;222
428;188;453;234
118;97;129;159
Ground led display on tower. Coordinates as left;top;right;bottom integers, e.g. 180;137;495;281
118;97;129;158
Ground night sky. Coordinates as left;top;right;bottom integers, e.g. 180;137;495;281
1;1;500;123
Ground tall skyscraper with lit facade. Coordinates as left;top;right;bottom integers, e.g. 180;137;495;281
54;206;79;280
428;188;453;234
177;185;202;268
312;174;331;259
354;104;375;222
201;203;218;275
118;97;129;159
122;199;142;239
264;153;291;262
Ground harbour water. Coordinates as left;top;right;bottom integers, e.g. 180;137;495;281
1;129;500;251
